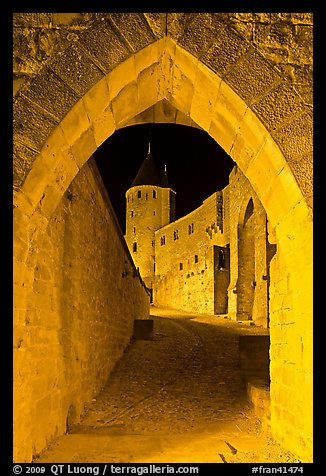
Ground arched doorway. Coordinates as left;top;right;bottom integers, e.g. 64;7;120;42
14;37;313;462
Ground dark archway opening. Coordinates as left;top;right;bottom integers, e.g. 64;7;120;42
93;123;235;234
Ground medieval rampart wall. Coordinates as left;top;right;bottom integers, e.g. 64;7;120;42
154;192;224;313
14;159;149;460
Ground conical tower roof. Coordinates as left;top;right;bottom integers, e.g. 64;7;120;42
130;143;161;187
160;164;170;188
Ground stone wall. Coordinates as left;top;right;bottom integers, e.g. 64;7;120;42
13;13;313;207
154;192;223;314
13;159;150;461
227;167;269;327
154;167;269;325
269;244;312;460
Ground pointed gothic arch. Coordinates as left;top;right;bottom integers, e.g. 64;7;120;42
15;38;311;275
14;36;313;461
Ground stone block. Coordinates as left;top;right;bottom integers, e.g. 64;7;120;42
133;319;153;340
209;80;247;155
14;190;35;218
60;99;91;148
13;235;29;268
137;63;161;111
13;213;30;260
276;199;312;249
170;65;194;117
143;14;166;39
27;288;54;312
22;66;78;121
14;96;59;153
190;63;221;132
111;82;139;127
49;41;104;96
179;13;226;59
247;379;270;412
167;13;189;41
233;108;270;178
209;116;237;157
200;25;249;77
174;43;198;84
108;13;156;52
288;157;312;207
253;82;306;132
19;160;52;210
82;76;111;123
78;21;130;73
135;38;165;75
92;109;116;148
225;46;280;104
107;56;136;101
13;141;39;191
13;282;30;311
71;129;97;170
245;135;286;199
273;110;313;163
260;164;303;227
156;51;173;100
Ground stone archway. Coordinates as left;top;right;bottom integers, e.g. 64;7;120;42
14;36;313;461
15;37;312;289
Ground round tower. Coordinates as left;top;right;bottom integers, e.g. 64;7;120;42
125;144;176;293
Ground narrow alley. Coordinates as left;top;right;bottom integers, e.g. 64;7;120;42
34;308;300;464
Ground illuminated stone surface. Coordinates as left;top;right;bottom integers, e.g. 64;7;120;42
13;13;313;462
34;309;298;464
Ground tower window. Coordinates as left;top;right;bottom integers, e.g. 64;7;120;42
195;255;198;263
145;193;148;200
174;230;179;240
138;191;141;198
133;227;136;234
160;236;166;246
188;223;194;234
153;190;156;199
179;263;183;270
132;242;137;252
131;211;134;218
153;211;156;216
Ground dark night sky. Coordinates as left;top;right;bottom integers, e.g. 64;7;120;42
94;123;235;234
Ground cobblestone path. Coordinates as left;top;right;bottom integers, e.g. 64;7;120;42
35;308;300;464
